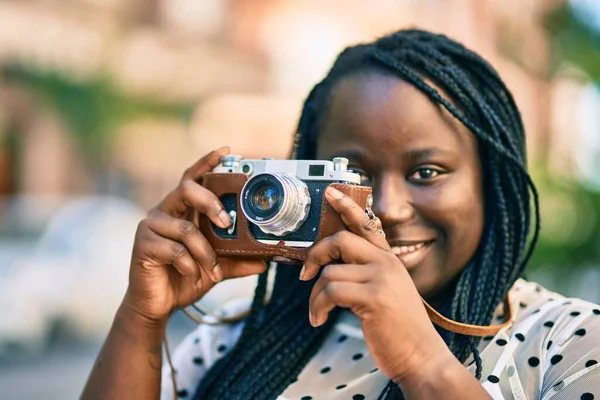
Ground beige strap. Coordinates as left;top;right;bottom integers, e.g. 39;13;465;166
422;294;513;337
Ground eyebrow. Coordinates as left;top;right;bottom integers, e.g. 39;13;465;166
403;148;455;161
332;148;454;163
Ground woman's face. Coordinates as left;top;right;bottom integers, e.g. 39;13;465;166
316;71;485;302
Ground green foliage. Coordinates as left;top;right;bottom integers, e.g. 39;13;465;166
527;164;600;272
544;2;600;79
2;64;193;163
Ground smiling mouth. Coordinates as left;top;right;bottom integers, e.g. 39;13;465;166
388;240;434;269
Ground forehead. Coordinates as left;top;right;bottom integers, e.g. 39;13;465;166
316;72;477;160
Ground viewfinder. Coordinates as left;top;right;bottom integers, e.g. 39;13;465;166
308;165;325;177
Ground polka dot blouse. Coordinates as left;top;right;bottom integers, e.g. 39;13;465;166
160;279;600;399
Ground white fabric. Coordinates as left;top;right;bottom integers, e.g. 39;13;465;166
161;279;600;399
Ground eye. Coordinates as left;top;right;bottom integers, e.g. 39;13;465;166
349;166;372;185
407;166;443;182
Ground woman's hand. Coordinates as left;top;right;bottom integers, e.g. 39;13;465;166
301;186;451;386
123;147;267;325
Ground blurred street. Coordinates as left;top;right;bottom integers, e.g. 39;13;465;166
0;312;196;400
1;0;600;398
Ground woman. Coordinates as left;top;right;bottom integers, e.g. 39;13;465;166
82;29;600;399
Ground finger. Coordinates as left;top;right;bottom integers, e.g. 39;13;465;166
180;146;230;182
139;228;202;288
146;211;222;283
324;186;389;250
319;263;372;283
309;280;367;327
218;258;268;280
158;180;232;228
302;231;375;281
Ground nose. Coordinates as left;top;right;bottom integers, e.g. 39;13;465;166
372;173;414;229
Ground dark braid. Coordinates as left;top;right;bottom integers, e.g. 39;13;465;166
193;29;540;399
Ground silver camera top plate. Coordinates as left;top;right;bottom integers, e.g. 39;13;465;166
214;156;361;184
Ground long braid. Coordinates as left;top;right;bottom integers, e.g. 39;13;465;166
193;29;541;399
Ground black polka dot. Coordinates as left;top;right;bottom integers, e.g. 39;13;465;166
320;367;331;374
483;335;494;341
528;357;540;367
515;333;525;342
585;360;598;368
551;354;563;365
177;389;189;398
547;340;553;350
337;335;348;343
370;368;379;373
496;339;507;346
531;309;541;314
336;384;347;390
487;375;500;383
496;314;505;320
353;395;366;400
593;309;600;315
563;301;572;305
507;366;515;377
519;302;527;308
544;321;555;328
301;396;312;400
217;344;227;353
575;328;586;337
352;353;364;361
570;311;581;317
581;393;594;400
192;357;203;365
535;285;542;292
553;380;564;390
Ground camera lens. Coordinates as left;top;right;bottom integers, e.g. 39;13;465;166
251;184;278;212
241;173;311;236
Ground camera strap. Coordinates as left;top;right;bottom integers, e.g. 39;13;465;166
422;294;513;337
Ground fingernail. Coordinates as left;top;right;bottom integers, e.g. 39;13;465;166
309;311;316;327
215;146;229;154
218;209;233;228
326;186;344;199
196;277;203;290
212;263;223;283
299;265;306;281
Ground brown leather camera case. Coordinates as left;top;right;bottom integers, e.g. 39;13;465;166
198;173;372;261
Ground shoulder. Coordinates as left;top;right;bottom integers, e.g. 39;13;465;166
503;279;600;398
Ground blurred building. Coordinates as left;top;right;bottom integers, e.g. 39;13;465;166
0;0;588;209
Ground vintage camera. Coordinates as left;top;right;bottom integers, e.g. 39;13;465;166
197;155;372;261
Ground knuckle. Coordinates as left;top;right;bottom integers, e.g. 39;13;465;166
171;243;188;260
179;220;198;237
181;167;192;180
324;282;341;299
320;265;334;280
360;218;379;233
178;179;196;196
372;289;390;308
137;218;149;232
202;248;218;266
333;230;351;242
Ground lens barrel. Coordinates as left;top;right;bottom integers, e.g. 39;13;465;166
240;173;311;236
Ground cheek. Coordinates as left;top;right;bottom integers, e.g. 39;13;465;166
415;178;484;261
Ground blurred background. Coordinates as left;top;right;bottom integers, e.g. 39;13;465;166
0;0;599;398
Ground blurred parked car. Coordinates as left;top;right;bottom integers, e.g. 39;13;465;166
0;196;145;356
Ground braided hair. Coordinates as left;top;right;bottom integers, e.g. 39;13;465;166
193;29;540;399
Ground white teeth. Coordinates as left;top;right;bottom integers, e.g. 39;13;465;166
391;242;426;255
